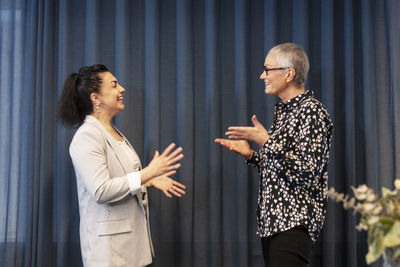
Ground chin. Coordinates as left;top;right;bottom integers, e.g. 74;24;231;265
265;88;273;95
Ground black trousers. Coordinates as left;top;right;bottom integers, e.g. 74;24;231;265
261;226;312;267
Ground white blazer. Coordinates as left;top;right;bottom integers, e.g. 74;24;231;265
70;115;154;267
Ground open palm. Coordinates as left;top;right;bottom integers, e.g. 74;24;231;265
151;175;186;198
214;138;252;159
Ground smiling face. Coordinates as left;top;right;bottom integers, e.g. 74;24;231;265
260;53;290;98
95;71;126;117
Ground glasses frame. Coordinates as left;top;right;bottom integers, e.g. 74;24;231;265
263;66;290;75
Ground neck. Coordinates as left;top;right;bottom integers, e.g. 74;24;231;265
279;86;305;102
90;112;114;130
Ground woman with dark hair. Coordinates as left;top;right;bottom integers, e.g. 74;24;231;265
58;64;185;267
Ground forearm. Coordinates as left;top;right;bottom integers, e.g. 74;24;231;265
139;167;156;185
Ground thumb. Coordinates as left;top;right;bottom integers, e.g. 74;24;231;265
153;150;159;158
252;115;261;127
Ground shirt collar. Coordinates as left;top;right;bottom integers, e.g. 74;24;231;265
275;90;313;112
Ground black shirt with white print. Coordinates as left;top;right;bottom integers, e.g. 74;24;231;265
247;90;333;242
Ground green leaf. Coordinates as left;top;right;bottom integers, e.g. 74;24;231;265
366;231;385;264
379;218;396;233
380;217;396;226
383;221;400;247
368;226;377;244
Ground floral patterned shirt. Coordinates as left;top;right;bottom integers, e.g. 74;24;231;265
247;90;333;242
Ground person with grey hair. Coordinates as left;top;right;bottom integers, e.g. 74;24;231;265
215;43;333;266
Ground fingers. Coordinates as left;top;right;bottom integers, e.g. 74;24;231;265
161;143;176;156
168;146;183;159
163;190;172;198
227;126;252;132
168;153;184;165
214;138;231;149
168;163;181;171
169;184;185;197
159;144;184;165
227;134;244;140
226;127;245;136
161;179;185;198
214;138;224;144
170;190;183;197
226;127;252;140
173;187;185;195
173;180;186;189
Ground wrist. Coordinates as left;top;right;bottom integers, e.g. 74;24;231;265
259;136;269;146
246;150;253;160
140;167;153;184
145;180;153;187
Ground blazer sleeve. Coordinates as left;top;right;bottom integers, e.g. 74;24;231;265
70;126;142;204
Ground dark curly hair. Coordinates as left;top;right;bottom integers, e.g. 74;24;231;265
57;64;109;127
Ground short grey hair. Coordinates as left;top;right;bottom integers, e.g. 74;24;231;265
268;43;309;88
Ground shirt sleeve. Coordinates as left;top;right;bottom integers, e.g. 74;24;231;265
246;151;262;170
127;171;142;195
260;103;332;187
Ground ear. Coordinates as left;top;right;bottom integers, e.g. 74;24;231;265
285;67;296;83
90;92;99;103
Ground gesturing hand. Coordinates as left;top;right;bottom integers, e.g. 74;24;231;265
142;143;184;183
225;115;269;146
214;139;253;159
149;174;186;198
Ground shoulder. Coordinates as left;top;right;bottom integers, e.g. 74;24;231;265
73;122;104;141
70;122;106;154
299;97;333;128
301;97;330;117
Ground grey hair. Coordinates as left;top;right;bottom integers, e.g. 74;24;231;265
268;43;309;88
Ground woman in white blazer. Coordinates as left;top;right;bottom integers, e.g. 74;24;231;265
58;64;186;267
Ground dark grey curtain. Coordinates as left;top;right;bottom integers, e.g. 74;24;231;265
1;0;399;266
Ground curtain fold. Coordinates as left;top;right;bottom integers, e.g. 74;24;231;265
1;0;399;266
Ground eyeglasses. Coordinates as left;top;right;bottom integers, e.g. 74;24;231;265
263;66;289;75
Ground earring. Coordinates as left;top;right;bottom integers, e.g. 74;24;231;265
95;102;101;112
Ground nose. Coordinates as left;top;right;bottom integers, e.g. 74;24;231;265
260;71;266;80
119;85;126;93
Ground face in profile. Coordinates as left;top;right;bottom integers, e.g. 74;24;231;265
96;72;126;116
260;53;290;98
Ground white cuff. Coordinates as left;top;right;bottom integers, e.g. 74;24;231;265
127;171;142;195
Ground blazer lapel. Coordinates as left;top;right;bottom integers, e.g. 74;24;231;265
113;127;149;207
85;116;135;174
84;116;148;212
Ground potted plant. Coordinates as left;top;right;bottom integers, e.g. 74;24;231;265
326;179;400;266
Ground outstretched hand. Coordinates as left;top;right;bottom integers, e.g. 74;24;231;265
214;139;253;159
141;143;184;184
146;143;184;178
148;174;186;198
225;115;269;146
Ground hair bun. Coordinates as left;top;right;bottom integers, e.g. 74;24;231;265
78;66;88;80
